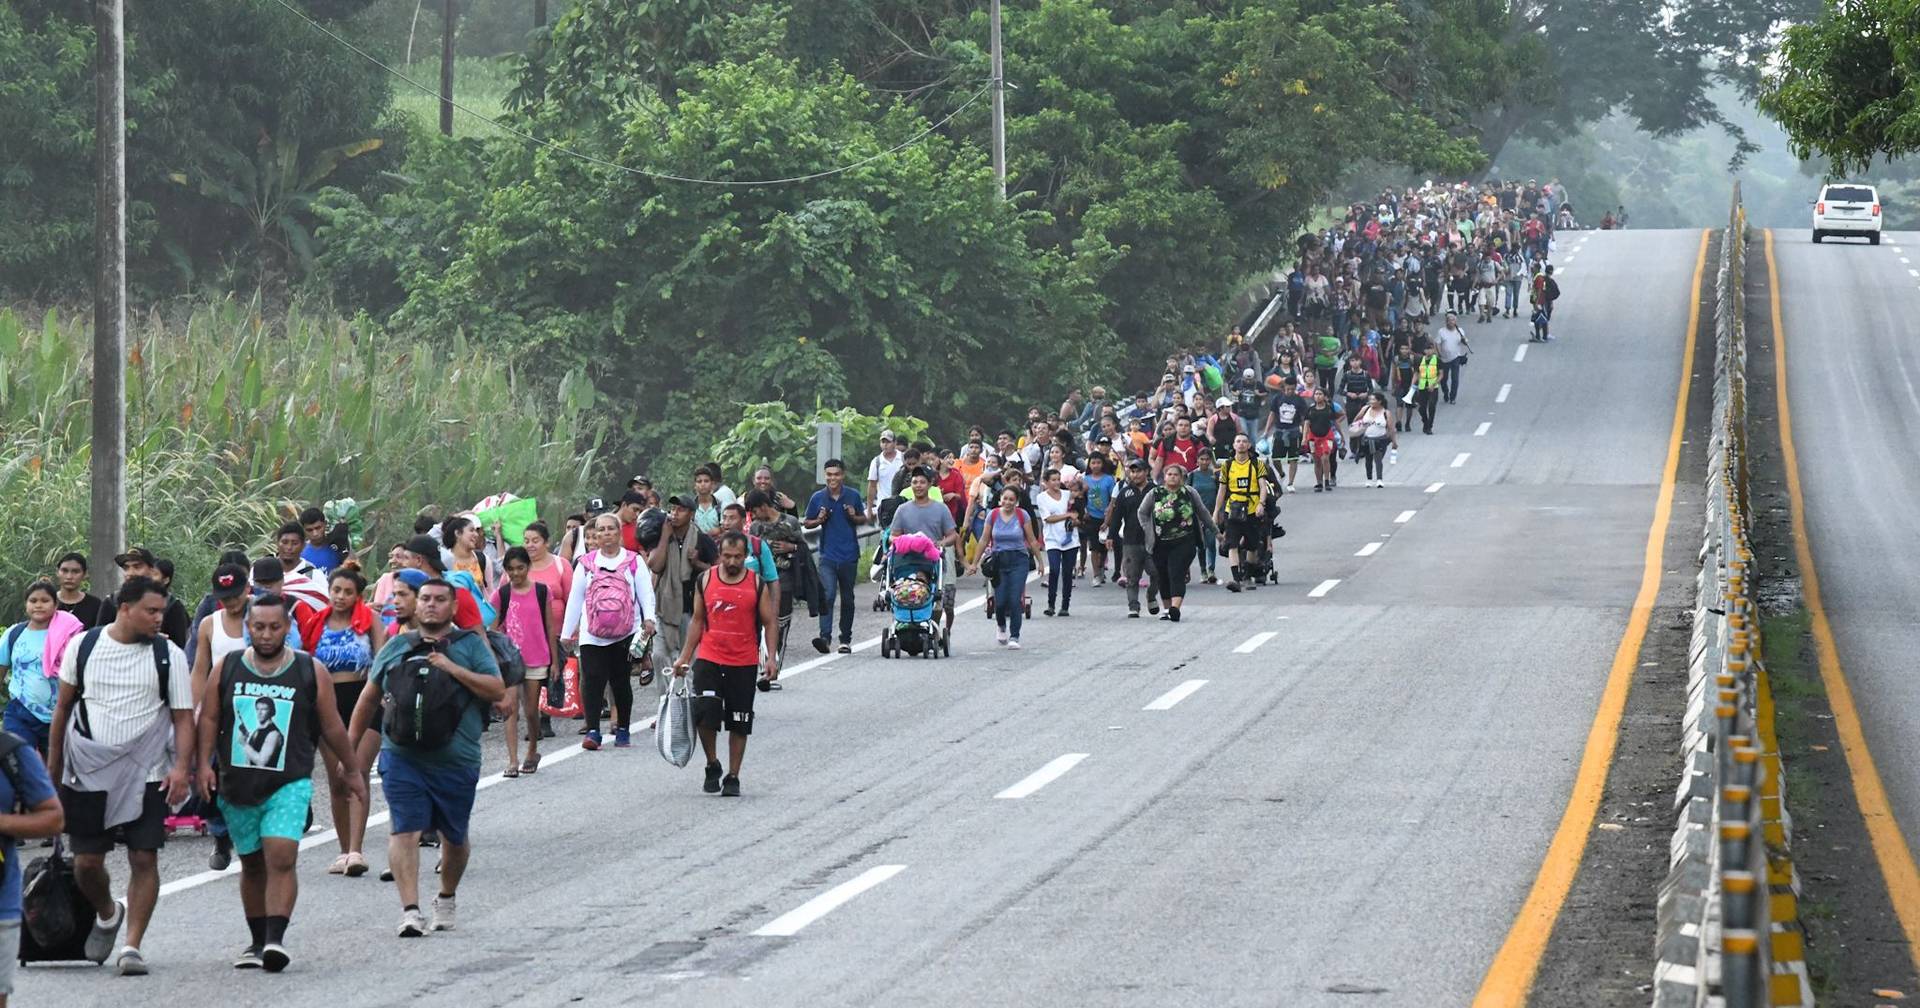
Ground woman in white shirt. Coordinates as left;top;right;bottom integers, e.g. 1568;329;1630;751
1033;468;1081;618
560;513;657;750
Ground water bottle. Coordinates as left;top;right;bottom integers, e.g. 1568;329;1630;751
1388;447;1399;466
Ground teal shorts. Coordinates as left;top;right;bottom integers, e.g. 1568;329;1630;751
218;779;314;856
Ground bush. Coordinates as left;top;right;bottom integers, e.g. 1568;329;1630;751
0;298;604;608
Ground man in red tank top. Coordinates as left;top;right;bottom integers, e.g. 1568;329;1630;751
673;531;779;797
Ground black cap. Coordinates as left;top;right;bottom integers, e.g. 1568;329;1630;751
250;557;284;585
402;535;445;572
666;494;694;510
210;563;249;600
1126;458;1149;470
113;546;157;568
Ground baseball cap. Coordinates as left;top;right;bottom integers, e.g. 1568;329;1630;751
210;563;248;600
629;475;651;487
402;535;445;572
1182;364;1197;373
113;546;157;569
666;494;695;510
1215;396;1233;408
1243;368;1256;378
1126;458;1149;470
250;557;285;584
1160;373;1175;383
879;430;896;442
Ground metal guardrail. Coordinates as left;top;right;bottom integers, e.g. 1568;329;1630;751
1653;184;1813;1008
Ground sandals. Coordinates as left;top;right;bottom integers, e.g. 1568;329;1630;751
344;852;368;877
520;754;541;775
327;854;350;875
501;763;521;779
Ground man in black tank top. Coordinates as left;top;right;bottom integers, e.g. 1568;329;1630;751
193;594;363;973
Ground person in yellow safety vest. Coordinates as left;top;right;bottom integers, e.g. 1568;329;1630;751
1413;341;1443;436
1211;432;1272;593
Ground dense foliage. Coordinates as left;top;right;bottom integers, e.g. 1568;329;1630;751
0;300;601;607
1759;0;1920;174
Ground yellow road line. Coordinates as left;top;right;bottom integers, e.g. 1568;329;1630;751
1764;227;1920;969
1471;229;1709;1007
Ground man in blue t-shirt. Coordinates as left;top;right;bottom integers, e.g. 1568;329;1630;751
346;580;503;939
803;458;867;654
298;507;346;575
0;732;64;994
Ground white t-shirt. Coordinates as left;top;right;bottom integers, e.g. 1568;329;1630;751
1033;489;1080;550
59;631;193;783
867;452;903;495
562;549;659;647
1433;325;1470;363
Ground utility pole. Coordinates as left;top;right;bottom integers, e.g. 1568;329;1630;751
534;0;547;27
440;0;456;135
990;0;1005;198
91;0;128;592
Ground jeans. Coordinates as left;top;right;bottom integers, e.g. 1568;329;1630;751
1046;546;1078;612
1151;538;1199;603
992;550;1032;639
1440;358;1463;403
578;638;633;732
817;556;858;644
1197;523;1217;575
1504;280;1522;313
3;699;49;755
1120;543;1158;613
1415;387;1440;432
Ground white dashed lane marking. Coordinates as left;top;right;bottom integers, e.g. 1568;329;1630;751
1395;510;1417;523
1308;579;1340;598
1496;383;1511;403
1234;631;1277;654
752;865;907;937
1450;453;1471;468
1355;542;1383;557
1425;482;1445;493
1474;422;1491;437
1513;344;1528;363
1144;679;1209;710
995;753;1089;799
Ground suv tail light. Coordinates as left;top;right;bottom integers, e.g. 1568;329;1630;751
1873;203;1882;216
1816;202;1827;215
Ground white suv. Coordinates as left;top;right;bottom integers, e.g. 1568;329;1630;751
1812;183;1882;244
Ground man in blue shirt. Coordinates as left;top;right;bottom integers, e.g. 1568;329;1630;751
346;580;503;939
803;458;867;654
0;731;64;997
298;507;346;575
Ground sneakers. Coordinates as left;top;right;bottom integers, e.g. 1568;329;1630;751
837;644;851;654
431;895;456;932
209;834;233;871
1225;580;1242;593
720;775;741;797
261;942;290;973
114;945;148;976
1127;610;1140;618
581;729;601;751
233;946;264;969
397;908;427;938
995;627;1009;646
1148;603;1160;615
1168;606;1182;623
85;899;125;964
1006;640;1022;650
811;636;829;654
704;761;723;794
613;727;631;748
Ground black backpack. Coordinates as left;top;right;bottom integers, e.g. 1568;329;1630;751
381;631;476;750
71;628;172;739
7;730;90;963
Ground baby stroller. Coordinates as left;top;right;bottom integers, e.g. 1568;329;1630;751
1236;489;1285;585
880;537;951;659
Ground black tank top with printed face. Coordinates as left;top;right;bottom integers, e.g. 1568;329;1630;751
216;651;319;806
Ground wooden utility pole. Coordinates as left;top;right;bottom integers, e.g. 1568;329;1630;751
91;0;128;591
534;0;548;27
439;0;456;135
989;0;1005;198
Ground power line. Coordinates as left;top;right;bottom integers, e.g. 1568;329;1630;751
268;0;991;187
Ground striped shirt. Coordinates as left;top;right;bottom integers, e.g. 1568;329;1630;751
59;631;192;782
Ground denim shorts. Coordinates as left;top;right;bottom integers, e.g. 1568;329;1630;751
377;751;479;846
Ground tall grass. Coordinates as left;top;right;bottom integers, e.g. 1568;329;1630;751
389;57;518;137
0;298;602;608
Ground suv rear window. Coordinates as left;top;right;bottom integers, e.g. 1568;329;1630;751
1824;186;1875;203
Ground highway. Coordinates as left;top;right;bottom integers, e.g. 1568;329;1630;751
20;229;1706;1008
1767;227;1920;928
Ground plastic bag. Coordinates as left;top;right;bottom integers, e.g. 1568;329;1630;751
539;656;582;718
655;675;695;768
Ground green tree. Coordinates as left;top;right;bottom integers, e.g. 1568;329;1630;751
1758;0;1920;174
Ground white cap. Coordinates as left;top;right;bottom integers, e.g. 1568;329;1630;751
1215;396;1234;408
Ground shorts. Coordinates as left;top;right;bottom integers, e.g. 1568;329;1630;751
333;679;367;723
1077;515;1106;542
218;778;314;856
1274;433;1303;461
1306;433;1336;458
1222;515;1264;553
0;920;16;995
377;751;479;846
691;659;757;736
60;781;169;854
522;663;550;683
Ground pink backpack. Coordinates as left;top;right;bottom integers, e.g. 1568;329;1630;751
584;554;640;639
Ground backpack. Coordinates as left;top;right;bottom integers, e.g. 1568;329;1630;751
380;631;475;750
71;628;171;740
584;553;641;640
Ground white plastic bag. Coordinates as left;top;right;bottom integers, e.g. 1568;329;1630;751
655;675;694;768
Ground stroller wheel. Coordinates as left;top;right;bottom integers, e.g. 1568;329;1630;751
880;631;892;659
872;595;885;612
942;630;952;657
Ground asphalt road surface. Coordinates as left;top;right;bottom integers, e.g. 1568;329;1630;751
1769;229;1920;861
20;229;1704;1008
